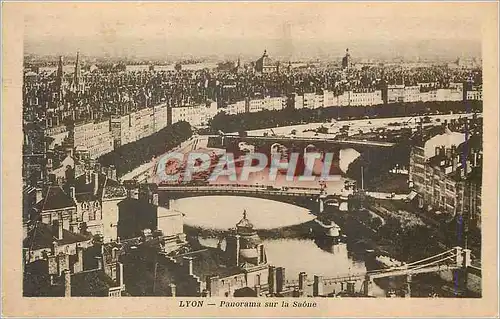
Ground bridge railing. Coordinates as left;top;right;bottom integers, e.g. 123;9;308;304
158;183;322;191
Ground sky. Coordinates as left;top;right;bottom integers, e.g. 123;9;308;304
23;2;485;60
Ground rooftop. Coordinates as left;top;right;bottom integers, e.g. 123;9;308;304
34;186;76;212
74;172;107;201
175;248;242;282
103;178;128;200
23;222;91;250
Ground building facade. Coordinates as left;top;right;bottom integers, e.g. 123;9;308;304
409;137;482;229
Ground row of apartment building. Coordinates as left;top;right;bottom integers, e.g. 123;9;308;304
46;101;218;159
223;83;482;115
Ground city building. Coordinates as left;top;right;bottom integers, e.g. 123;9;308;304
403;86;421;103
349;90;383;106
466;85;483;101
73;120;114;159
226;100;247;115
110;114;134;148
45;124;69;150
23;220;92;265
117;184;185;245
206;211;270;297
171;105;208;126
131;107;155;140
30;185;78;234
159;211;272;297
409;130;482;228
23;238;125;297
303;92;317;109
254;50;279;74
323;90;337;108
387;85;405;103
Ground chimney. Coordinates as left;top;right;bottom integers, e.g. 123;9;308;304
96;256;103;270
440;146;446;156
452;155;458;172
73;246;84;273
53;220;63;240
69;186;76;201
63;270;71;297
255;284;261;296
51;241;58;255
169;283;176;297
184;256;193;276
110;166;117;181
112;247;118;260
58;219;63;240
445;147;452;159
117;262;124;288
152;193;159;206
451;145;457;157
435;146;440;156
22;220;29;240
92;172;99;195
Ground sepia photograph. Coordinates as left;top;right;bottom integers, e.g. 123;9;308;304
2;1;499;318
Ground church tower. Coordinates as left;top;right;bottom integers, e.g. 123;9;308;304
55;56;65;102
71;51;84;93
342;48;352;70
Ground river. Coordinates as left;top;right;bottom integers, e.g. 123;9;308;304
170;195;386;297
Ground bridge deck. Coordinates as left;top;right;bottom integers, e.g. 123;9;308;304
158;185;323;196
369;264;459;279
226;135;396;147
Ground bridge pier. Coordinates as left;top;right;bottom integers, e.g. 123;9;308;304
346;281;355;295
405;274;412;298
362;275;373;296
298;272;307;296
454;246;472;268
313;275;323;297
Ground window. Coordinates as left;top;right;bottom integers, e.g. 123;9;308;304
89;210;96;221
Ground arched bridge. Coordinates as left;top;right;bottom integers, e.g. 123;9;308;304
218;135;395;156
156;184;341;211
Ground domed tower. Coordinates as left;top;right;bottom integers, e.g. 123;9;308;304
226;210;267;268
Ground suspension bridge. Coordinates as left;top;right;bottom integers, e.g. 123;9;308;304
282;246;473;297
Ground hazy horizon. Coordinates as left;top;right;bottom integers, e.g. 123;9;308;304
24;3;483;61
